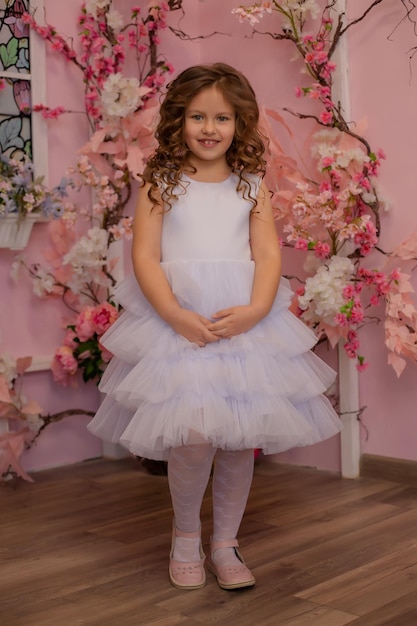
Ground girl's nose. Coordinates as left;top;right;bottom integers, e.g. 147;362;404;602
202;120;215;134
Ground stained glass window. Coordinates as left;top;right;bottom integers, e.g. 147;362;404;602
0;0;32;159
0;0;46;178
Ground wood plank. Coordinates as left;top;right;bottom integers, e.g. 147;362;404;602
2;458;417;625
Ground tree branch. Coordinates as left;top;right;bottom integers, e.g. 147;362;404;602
339;0;386;38
30;408;96;444
168;26;230;41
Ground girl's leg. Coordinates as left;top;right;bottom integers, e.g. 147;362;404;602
168;443;216;561
211;448;255;567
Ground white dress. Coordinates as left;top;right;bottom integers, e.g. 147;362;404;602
88;173;341;460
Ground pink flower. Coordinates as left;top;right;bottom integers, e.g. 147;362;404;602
390;268;401;281
52;346;78;385
335;312;348;327
92;302;118;335
51;39;65;52
320;62;336;78
356;360;369;372
33;104;67;119
320;111;333;125
305;50;328;65
314;241;331;258
75;307;95;341
354;221;378;255
295;238;308;251
350;303;364;324
22;12;33;25
319;181;331;193
343;329;361;359
321;156;334;169
343;285;355;299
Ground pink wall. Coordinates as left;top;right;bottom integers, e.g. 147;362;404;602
0;0;102;472
348;0;417;461
2;1;416;475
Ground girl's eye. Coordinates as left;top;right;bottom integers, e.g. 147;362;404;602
191;114;203;121
217;116;230;122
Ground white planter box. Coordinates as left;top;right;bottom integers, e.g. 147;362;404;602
0;213;40;250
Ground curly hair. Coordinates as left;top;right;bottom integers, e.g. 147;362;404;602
143;62;267;210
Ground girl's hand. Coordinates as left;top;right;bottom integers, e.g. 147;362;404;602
169;309;220;347
208;305;264;338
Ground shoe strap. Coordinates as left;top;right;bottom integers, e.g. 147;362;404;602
173;519;201;540
210;538;239;551
173;527;201;539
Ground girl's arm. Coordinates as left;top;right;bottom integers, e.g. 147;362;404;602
132;183;219;347
208;179;281;337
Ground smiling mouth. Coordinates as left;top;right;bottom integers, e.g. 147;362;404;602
198;139;219;146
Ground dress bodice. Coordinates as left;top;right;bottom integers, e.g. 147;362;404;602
160;174;259;262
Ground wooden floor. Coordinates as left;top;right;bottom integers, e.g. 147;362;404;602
2;458;417;626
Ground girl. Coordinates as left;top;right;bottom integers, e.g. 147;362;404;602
88;63;341;591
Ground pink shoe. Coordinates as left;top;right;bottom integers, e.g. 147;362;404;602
207;538;256;590
169;524;206;590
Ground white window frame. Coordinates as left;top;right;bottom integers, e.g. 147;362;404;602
0;1;48;435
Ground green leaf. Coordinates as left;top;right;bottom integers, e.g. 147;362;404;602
24;140;32;158
0;38;19;68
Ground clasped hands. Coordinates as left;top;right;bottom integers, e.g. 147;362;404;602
169;305;264;348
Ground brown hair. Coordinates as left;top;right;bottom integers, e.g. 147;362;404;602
143;62;267;209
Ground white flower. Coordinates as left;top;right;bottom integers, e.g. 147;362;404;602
284;0;320;20
298;256;355;326
335;148;368;169
362;191;376;204
107;8;124;31
32;269;56;298
63;227;109;275
85;0;109;18
25;413;45;432
101;73;141;119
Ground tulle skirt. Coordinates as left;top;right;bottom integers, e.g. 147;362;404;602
87;260;341;460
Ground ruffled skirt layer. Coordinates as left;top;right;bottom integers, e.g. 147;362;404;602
88;260;341;460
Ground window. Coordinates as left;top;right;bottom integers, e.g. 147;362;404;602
0;0;47;178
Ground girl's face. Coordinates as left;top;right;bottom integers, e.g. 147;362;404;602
184;85;236;169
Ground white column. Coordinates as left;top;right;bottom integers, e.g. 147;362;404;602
333;0;361;478
101;238;130;459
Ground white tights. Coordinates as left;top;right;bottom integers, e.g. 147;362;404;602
168;444;255;566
